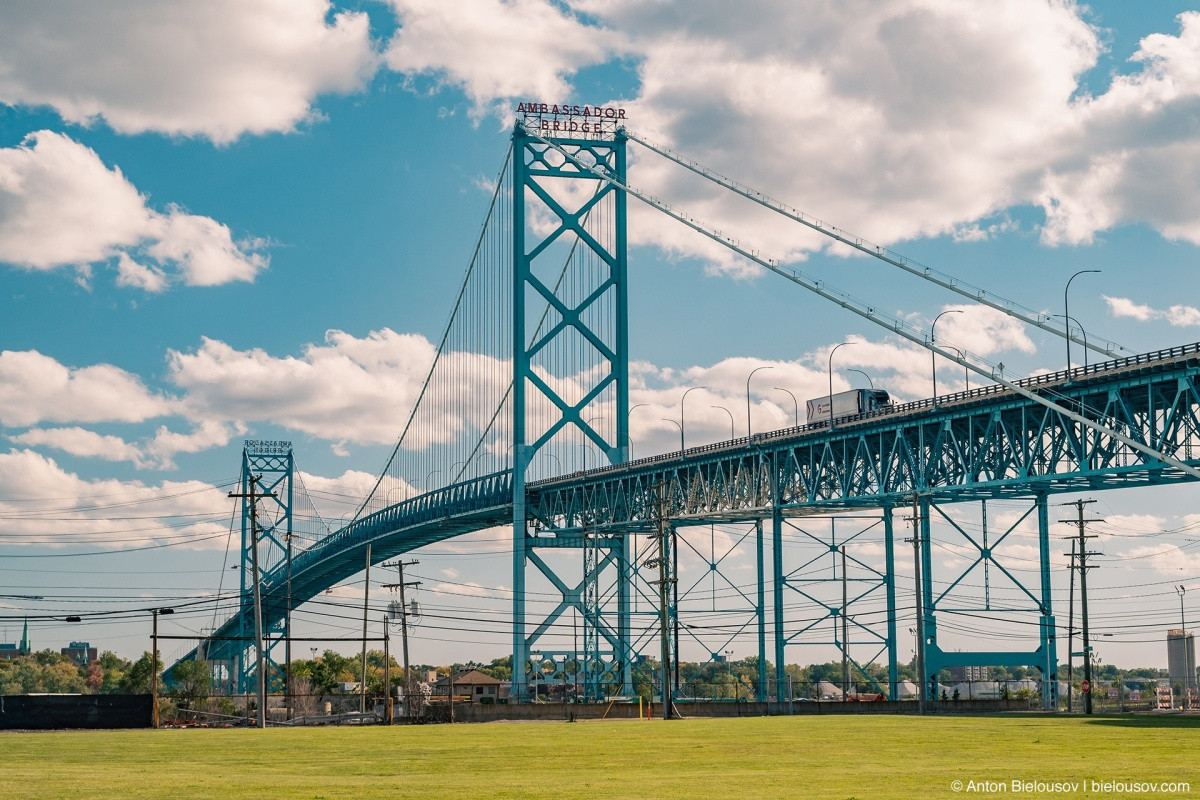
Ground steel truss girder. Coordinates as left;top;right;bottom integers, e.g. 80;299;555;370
919;495;1058;710
771;513;894;699
668;519;769;703
527;351;1200;526
521;532;631;701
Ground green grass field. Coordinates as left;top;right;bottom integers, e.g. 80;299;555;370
3;714;1198;799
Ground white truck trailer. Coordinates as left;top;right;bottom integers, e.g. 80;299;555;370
805;389;892;424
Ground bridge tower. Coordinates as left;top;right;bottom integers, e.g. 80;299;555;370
229;439;294;694
510;113;632;701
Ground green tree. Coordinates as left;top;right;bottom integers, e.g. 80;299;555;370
42;661;86;693
0;657;41;694
97;651;129;694
321;650;356;683
119;651;160;694
478;655;512;681
32;648;63;667
306;659;337;694
0;654;85;694
169;659;211;707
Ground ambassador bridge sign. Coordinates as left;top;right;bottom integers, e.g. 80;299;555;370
517;102;628;136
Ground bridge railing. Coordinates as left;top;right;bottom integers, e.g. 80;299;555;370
532;340;1200;487
265;470;514;590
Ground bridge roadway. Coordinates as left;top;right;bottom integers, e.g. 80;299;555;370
195;341;1200;666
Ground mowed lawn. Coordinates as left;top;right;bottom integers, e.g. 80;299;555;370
3;714;1199;800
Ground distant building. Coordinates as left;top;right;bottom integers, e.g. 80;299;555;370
432;669;502;701
1167;629;1196;690
0;619;30;661
61;641;98;667
948;665;989;682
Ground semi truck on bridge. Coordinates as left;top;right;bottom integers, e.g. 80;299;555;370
806;388;893;423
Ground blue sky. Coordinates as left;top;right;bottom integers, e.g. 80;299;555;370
3;0;1200;672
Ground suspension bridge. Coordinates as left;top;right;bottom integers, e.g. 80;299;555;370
171;106;1200;710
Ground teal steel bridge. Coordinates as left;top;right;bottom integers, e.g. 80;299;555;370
179;113;1200;710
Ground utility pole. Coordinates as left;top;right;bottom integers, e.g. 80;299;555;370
382;615;391;724
905;494;927;714
152;608;160;729
229;475;273;729
285;530;293;721
672;522;680;696
1067;538;1076;713
382;559;420;722
840;545;850;699
360;542;372;716
1178;585;1192;706
150;607;173;729
649;482;676;720
1061;499;1101;715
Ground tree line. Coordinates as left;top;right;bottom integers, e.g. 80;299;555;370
0;647;1166;700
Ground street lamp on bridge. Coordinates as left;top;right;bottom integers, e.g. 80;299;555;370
930;310;962;407
1064;269;1100;372
745;365;773;437
680;386;707;451
712;405;735;441
774;387;799;427
661;418;683;454
1053;313;1091;369
846;368;873;389
626;402;649;460
827;343;851;430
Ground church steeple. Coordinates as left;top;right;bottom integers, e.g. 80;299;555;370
19;618;29;654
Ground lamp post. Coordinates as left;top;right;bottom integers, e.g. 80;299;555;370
424;469;442;492
846;368;873;389
627;403;649;460
680;386;707;451
581;443;597;470
774;387;799;427
1053;314;1091;369
712;405;735;440
930;310;962;406
827;343;851;429
584;414;606;469
1064;270;1100;372
151;607;174;729
746;366;774;437
662;418;684;454
945;348;969;392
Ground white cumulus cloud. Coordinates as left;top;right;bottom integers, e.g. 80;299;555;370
1104;295;1200;327
166;329;440;445
0;449;231;550
0;131;268;287
384;1;1200;269
384;0;622;118
0;0;378;143
0;349;173;427
8;427;145;464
